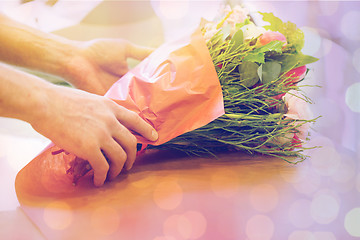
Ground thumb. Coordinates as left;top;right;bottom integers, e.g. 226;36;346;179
126;43;154;60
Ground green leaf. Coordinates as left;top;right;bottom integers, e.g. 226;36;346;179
273;53;319;73
238;61;260;87
242;41;283;64
258;62;282;84
260;12;283;31
260;12;305;52
229;29;244;52
243;52;266;63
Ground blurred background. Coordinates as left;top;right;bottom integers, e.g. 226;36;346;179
0;0;358;151
0;0;359;239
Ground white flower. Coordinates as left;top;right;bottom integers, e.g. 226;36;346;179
283;90;313;140
225;5;249;26
240;22;266;40
203;5;252;42
203;22;218;42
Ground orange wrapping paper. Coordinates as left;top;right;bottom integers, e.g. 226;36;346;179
106;28;224;145
15;28;224;196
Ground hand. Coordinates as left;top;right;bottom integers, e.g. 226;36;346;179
65;39;153;95
31;85;158;186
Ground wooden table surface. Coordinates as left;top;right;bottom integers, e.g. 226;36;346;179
2;118;359;240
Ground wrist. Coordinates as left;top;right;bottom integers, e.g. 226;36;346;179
60;44;89;86
44;39;83;80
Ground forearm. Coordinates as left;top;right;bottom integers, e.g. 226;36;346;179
0;62;50;124
0;14;79;79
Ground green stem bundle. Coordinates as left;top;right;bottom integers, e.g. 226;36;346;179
148;10;319;162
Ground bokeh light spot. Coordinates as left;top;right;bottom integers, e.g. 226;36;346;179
153;179;183;210
345;82;360;112
310;193;339;224
292;170;322;195
91;206;120;235
345;208;360;237
249;184;278;213
177;214;192;239
341;11;360;40
182;211;207;239
331;154;356;184
161;211;207;239
318;37;333;58
43;201;73;230
310;146;341;176
163;214;182;239
301;27;322;56
288;199;314;228
246;215;274;240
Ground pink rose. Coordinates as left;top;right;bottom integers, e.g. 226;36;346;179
271;90;312;148
283;90;312;141
258;31;287;46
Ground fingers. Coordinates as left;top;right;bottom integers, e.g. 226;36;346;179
86;99;158;186
87;150;109;187
112;128;137;172
101;140;127;181
89;113;144;185
103;124;137;180
126;42;154;60
113;105;158;142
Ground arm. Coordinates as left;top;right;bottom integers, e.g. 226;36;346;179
0;13;153;95
0;13;76;81
0;63;158;186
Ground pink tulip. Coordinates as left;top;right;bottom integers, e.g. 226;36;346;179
258;31;287;46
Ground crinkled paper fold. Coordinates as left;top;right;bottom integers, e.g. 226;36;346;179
15;28;224;196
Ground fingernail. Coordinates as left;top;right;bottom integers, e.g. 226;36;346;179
126;164;133;171
152;129;158;141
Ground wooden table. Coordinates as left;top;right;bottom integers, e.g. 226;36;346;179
4;123;359;239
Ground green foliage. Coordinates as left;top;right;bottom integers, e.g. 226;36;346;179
258;62;282;84
238;61;259;87
150;9;319;161
260;12;305;52
243;41;283;63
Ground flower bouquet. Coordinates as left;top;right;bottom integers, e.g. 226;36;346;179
146;6;319;161
15;5;318;193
